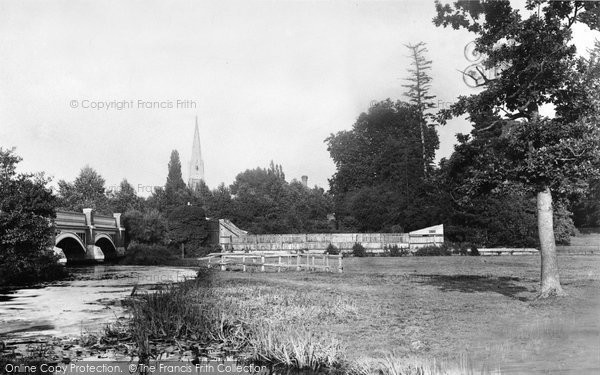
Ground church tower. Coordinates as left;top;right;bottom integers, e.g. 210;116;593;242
188;116;205;190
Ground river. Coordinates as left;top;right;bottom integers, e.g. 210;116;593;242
0;265;198;340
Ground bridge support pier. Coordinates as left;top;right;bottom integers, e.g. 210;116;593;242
113;213;126;257
83;208;105;262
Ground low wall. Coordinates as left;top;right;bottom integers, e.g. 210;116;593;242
478;248;538;256
556;245;599;255
227;233;444;253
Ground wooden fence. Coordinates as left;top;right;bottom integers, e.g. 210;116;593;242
203;252;343;273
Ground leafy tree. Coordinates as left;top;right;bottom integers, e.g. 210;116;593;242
226;164;332;234
434;0;600;297
57;165;111;214
166;205;209;256
0;148;67;285
211;183;233;219
230;166;290;233
191;180;213;214
572;179;600;228
164;150;187;208
268;160;285;180
108;179;144;213
430;142;578;248
572;40;600;229
403;41;437;173
285;181;333;232
326;100;439;231
122;209;168;245
339;185;397;232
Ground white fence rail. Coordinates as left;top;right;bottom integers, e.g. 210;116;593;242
202;252;343;273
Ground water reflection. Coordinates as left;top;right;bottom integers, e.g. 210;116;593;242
0;265;198;339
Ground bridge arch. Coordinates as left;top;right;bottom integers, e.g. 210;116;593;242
55;232;87;262
95;234;118;260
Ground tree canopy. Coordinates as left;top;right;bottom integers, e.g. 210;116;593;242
164;150;188;209
434;0;600;297
57;165;110;214
326;99;439;231
108;179;144;213
166;205;209;255
0;148;67;285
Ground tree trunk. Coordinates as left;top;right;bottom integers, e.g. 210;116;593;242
536;187;566;298
419;120;427;175
181;243;185;259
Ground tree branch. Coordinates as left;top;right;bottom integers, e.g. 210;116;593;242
567;4;580;29
473;119;503;133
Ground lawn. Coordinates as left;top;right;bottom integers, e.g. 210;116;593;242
210;255;600;374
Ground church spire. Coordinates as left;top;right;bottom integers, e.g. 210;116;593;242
188;116;205;190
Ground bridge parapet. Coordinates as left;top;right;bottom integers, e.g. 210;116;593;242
54;211;86;229
94;215;118;230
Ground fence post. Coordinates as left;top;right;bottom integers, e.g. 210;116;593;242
278;256;281;272
208;256;211;269
221;255;226;271
326;255;330;272
338;255;342;273
306;253;310;270
311;255;315;271
261;255;265;272
242;255;246;272
296;254;300;271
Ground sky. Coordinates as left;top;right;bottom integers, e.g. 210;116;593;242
1;0;598;196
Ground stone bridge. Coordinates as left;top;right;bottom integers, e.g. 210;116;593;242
54;209;126;263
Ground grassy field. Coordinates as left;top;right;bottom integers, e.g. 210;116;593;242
209;255;600;374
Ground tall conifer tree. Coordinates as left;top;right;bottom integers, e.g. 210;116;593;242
403;42;436;174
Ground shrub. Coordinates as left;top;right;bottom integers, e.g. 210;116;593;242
0;251;69;286
449;242;481;256
388;244;409;257
120;242;178;265
414;244;451;256
177;244;220;258
325;244;340;255
382;246;390;257
352;243;366;257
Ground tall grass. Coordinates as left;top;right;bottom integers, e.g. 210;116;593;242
125;268;250;353
111;266;349;371
248;324;343;370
